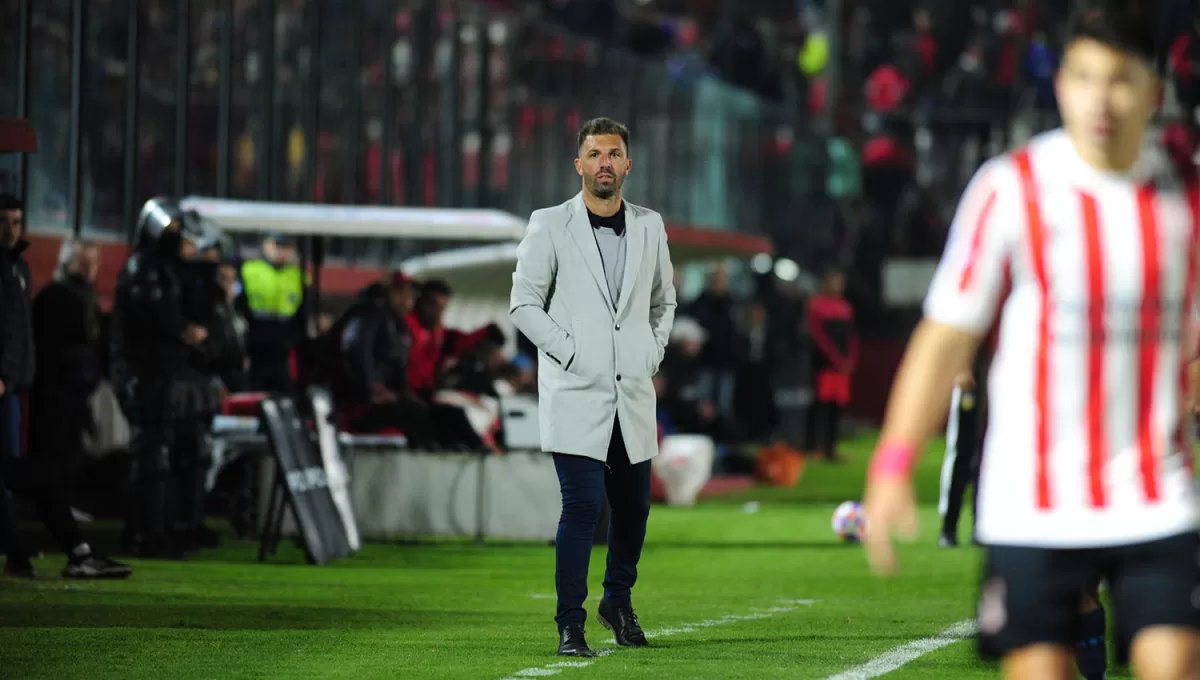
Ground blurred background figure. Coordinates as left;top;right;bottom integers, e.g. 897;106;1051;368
30;238;102;519
337;272;437;447
804;269;857;463
205;261;250;395
688;265;738;421
0;193;30;464
239;234;305;393
112;198;215;558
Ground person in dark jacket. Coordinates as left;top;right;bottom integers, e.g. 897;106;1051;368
340;273;438;448
0;197;129;579
404;279;504;397
111;197;217;558
0;193;34;443
804;269;857;462
29;238;103;504
0;193;31;575
204;261;250;394
733;300;778;442
687;266;739;419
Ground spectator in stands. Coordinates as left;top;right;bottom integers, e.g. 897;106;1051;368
1026;29;1058;109
1163;120;1200;169
892;181;947;256
341;273;437;448
1169;17;1200;118
405;279;505;398
864;60;910;113
708;10;771;96
239;234;306;392
687;265;738;420
860;119;915;242
29;239;102;512
909;8;938;89
804;268;856;463
205;261;250;394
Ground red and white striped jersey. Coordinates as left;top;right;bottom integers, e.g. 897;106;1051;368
924;128;1200;548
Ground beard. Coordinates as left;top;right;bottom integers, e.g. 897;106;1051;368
587;172;622;199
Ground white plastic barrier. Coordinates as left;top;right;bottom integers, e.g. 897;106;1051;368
652;435;715;506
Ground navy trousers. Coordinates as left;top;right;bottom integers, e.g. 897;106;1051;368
553;417;652;631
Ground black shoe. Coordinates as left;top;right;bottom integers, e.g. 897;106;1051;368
557;623;596;657
63;555;134;579
597;599;648;647
938;534;958;548
3;557;34;579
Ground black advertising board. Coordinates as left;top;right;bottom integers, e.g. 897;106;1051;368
258;396;354;565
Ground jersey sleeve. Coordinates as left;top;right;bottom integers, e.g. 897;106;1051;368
923;159;1016;333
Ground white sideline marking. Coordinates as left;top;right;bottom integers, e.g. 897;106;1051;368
498;599;817;679
822;619;976;679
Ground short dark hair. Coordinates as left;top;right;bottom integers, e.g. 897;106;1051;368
0;194;23;211
1065;1;1157;66
420;279;453;299
576;117;629;152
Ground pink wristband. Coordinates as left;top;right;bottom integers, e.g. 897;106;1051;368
868;442;917;480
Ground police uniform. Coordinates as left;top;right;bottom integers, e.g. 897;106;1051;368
239;248;304;392
111;198;220;557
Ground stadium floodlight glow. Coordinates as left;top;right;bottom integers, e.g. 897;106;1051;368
750;252;773;275
773;257;800;282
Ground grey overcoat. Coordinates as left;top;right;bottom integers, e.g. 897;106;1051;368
509;192;677;464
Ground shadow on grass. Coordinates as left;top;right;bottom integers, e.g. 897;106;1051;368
0;602;503;630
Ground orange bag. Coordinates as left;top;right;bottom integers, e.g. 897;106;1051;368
755;443;805;488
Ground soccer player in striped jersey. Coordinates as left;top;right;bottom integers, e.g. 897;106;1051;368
862;3;1200;679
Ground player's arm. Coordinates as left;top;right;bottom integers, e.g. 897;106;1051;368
865;160;1013;575
875;162;1010;469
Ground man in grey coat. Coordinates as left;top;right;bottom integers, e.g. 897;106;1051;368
510;117;676;657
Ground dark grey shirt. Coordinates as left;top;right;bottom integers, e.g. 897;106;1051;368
587;204;627;309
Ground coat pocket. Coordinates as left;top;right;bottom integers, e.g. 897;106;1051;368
645;331;663;376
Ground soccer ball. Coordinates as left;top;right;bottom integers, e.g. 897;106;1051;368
832;501;867;543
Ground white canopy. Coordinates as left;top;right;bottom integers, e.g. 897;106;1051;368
402;226;774;300
178;197;528;242
402;244;522;300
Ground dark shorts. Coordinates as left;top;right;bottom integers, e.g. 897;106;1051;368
976;531;1200;661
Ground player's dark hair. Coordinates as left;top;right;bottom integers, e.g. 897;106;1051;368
1065;1;1158;66
0;193;23;211
576;117;629;152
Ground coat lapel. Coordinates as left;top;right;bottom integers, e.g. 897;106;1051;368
615;202;643;319
566;192;616;314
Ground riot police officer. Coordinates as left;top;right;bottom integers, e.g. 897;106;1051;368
112;198;220;558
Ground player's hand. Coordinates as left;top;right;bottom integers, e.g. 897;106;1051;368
862;475;919;576
0;379;5;398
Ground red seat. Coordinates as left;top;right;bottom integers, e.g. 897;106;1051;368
223;392;270;417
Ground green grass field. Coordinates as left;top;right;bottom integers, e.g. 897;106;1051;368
0;436;1113;679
